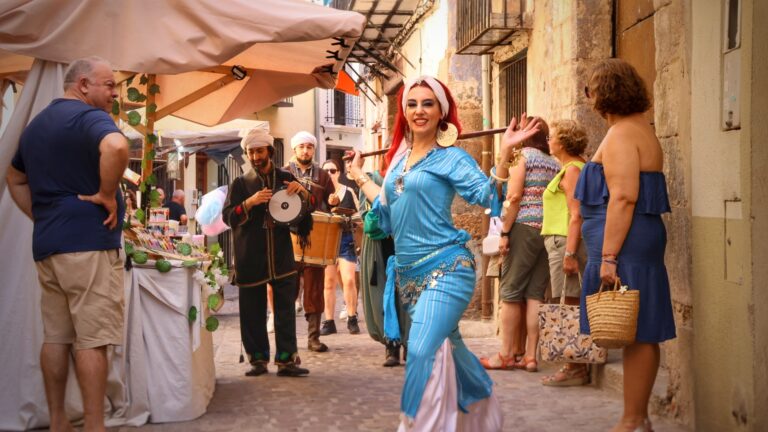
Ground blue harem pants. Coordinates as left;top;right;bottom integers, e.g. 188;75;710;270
395;245;494;419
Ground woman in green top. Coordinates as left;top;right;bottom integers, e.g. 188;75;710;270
540;119;589;386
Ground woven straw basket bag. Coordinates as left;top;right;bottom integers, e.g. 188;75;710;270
585;278;639;349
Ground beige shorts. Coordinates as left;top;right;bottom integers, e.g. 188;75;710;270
36;250;124;350
543;235;586;298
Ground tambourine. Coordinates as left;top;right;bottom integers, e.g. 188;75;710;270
266;188;309;226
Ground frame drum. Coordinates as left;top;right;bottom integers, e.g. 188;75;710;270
267;189;308;226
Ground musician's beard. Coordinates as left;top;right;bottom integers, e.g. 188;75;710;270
251;158;270;171
296;157;313;166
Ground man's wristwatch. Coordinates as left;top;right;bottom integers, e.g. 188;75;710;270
564;250;576;258
501;230;511;236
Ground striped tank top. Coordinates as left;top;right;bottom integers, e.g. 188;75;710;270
516;147;560;229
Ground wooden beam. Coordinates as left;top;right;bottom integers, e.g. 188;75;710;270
154;74;236;120
118;110;149;136
142;74;157;180
114;71;136;85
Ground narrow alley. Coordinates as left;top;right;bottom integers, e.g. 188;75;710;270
117;287;688;432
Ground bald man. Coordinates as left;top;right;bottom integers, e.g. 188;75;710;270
6;56;129;432
167;189;188;225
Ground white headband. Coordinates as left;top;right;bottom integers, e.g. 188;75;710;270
401;76;450;120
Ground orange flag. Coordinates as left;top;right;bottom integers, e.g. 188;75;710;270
335;69;360;96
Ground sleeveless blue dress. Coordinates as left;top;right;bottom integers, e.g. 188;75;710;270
575;162;676;343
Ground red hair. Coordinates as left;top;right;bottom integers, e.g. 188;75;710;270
382;78;462;175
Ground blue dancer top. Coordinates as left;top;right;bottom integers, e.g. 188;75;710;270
371;146;498;266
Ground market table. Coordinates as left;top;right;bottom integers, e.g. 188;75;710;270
122;261;216;423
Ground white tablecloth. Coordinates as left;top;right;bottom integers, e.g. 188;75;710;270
0;258;215;430
124;263;216;423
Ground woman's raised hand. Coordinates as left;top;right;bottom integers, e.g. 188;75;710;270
348;150;364;177
500;112;541;156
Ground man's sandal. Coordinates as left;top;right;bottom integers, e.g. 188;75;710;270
479;353;516;370
513;356;538;372
541;365;589;386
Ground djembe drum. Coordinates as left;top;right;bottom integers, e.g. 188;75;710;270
291;212;344;267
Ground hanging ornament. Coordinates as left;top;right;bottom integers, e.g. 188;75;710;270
435;121;458;147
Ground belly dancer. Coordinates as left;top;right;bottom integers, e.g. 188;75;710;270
349;75;541;431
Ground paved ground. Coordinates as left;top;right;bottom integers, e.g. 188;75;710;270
118;287;689;432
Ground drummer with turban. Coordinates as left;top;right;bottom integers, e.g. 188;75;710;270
286;131;339;353
222;128;312;377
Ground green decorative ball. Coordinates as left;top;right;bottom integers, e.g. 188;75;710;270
132;251;148;264
207;294;221;310
155;259;172;273
177;243;192;256
205;316;219;332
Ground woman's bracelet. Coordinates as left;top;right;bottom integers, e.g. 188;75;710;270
489;170;510;182
355;174;371;187
602;258;618;265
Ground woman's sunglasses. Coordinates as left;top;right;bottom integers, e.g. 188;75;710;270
324;168;338;174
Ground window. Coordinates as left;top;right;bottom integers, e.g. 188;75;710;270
724;0;741;52
722;0;741;130
501;50;527;122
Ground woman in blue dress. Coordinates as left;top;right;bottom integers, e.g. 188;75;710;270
349;76;540;431
576;59;676;432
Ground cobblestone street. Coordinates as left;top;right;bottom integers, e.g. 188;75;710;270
114;287;689;432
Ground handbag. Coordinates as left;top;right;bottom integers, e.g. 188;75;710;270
585;277;640;349
482;217;503;256
538;273;607;364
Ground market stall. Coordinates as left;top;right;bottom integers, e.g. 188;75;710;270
123;260;215;422
0;1;365;429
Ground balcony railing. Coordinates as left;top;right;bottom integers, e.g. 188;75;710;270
457;0;527;55
324;115;364;128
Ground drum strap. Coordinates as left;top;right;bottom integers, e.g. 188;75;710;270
289;161;325;191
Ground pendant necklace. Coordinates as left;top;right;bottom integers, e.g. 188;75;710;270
393;149;411;195
394;146;435;195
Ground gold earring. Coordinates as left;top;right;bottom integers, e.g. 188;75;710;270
436;122;458;147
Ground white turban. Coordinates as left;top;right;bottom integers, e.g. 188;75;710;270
290;131;317;149
241;128;274;149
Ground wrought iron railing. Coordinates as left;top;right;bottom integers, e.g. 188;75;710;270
457;0;526;55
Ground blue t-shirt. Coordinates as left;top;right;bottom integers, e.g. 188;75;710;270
11;99;125;261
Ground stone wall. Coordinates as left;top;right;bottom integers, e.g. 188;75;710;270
493;0;611;155
651;0;694;425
